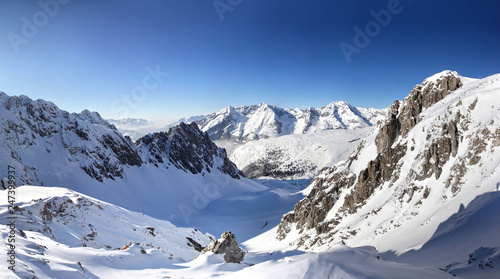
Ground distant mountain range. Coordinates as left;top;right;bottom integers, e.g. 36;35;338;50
175;101;387;142
111;101;388;179
195;102;387;179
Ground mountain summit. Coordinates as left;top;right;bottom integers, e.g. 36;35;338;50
193;101;386;142
273;71;500;276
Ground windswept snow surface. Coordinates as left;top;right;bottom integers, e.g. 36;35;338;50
0;186;214;278
1;186;455;279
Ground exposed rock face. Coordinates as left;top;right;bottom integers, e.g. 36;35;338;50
375;70;462;154
0;93;143;183
200;231;245;263
136;122;243;179
275;71;496;249
0;92;243;185
342;143;407;214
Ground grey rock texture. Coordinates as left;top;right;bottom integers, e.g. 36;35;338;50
0;93;143;183
200;231;245;263
276;71;467;245
136;122;243;179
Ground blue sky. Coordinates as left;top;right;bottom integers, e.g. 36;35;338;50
0;0;499;120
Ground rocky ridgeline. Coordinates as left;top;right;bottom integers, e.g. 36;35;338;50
0;92;241;185
136;122;242;179
276;71;477;245
0;93;142;183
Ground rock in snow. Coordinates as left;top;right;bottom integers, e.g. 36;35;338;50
201;231;246;263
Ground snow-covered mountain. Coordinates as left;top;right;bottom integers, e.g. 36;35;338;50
230;129;369;179
194;101;386;142
269;70;500;277
0;92;241;185
169;101;387;179
0;92;265;225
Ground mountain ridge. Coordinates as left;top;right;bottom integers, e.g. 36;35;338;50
271;71;500;275
191;100;387;143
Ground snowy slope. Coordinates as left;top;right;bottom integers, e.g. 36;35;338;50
229;129;369;179
0;186;214;278
0;186;455;279
269;71;500;276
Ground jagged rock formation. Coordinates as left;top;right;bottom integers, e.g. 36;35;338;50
159;101;386;180
200;231;246;263
0;93;142;184
0;92;242;186
136;122;242;179
375;71;462;154
276;71;500;256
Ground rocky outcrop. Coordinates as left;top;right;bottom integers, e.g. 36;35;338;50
136;122;243;179
342;143;407;214
375;70;462;154
276;71;469;245
0;93;143;183
200;231;245;263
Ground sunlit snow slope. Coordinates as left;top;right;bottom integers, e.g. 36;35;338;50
270;71;500;277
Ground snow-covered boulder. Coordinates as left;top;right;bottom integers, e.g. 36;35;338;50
201;231;246;263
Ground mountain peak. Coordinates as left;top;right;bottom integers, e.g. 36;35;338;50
276;72;500;262
195;101;386;143
423;70;460;84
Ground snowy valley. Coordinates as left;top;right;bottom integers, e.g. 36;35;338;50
127;101;388;179
0;70;499;278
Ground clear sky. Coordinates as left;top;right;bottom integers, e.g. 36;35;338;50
0;0;499;120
